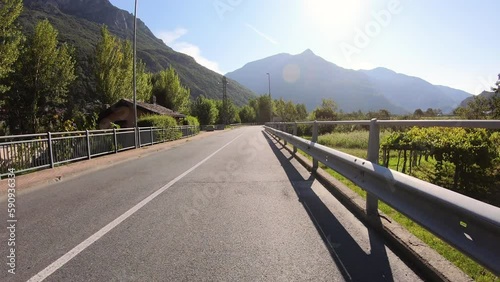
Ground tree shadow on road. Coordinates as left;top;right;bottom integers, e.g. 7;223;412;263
262;130;397;282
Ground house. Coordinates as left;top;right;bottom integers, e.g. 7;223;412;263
98;98;186;129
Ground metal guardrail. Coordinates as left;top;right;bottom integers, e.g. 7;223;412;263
0;125;199;177
265;119;500;275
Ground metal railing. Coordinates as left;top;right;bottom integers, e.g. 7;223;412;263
0;125;199;177
265;119;500;275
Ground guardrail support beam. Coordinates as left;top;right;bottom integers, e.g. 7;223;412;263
113;128;118;153
85;130;91;160
47;132;54;168
283;124;288;146
293;122;298;155
366;118;380;216
312;120;319;171
134;127;139;149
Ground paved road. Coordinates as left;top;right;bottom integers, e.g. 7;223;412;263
1;126;422;281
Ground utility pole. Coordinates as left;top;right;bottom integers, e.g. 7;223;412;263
133;0;138;147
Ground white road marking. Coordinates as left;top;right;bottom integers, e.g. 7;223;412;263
28;133;244;282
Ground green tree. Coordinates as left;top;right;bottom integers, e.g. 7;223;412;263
274;98;286;121
256;95;272;123
239;105;256;123
296;103;308;121
191;95;218;125
6;19;76;133
95;26;132;105
456;96;490;119
0;0;23;94
152;66;190;114
312;99;338;120
136;60;153;102
413;109;424;118
215;99;237;124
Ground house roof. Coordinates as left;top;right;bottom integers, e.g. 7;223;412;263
99;98;186;120
122;99;186;118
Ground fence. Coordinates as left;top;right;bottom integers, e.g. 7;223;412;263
265;119;500;275
0;125;199;177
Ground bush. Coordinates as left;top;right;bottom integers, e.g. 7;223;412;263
183;115;200;126
138;114;177;127
138;115;181;140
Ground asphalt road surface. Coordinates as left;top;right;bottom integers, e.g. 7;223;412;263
1;126;423;281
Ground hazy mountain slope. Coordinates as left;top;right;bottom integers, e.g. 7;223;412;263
20;0;255;106
434;85;473;105
361;68;473;113
227;50;405;113
227;50;472;113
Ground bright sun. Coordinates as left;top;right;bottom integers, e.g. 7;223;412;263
304;0;361;39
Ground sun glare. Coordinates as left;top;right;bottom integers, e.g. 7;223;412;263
304;0;361;39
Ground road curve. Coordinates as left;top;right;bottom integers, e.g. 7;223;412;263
1;126;422;281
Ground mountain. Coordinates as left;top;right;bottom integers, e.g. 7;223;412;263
360;68;473;113
19;0;255;107
226;50;472;113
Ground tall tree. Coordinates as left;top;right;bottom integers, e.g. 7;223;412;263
136;60;153;102
295;103;308;121
239;105;256;123
152;66;190;114
215;99;237;124
95;26;132;105
312;99;338;120
6;19;76;133
256;95;272;123
0;0;23;94
191;95;218;125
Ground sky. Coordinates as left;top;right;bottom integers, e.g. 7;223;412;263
109;0;499;95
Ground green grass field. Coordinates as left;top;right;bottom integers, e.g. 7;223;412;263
295;130;498;281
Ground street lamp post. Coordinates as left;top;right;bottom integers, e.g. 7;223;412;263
133;0;138;148
266;73;271;122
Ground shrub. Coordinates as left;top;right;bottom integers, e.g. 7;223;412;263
138;115;181;140
183;115;200;127
138;114;178;128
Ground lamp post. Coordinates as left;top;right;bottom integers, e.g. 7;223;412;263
266;73;271;122
133;0;138;148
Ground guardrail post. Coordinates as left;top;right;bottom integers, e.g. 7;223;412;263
312;120;319;171
293;122;298;155
47;132;54;168
150;126;153;145
283;123;288;146
366;118;380;216
138;128;142;147
134;127;139;149
113;128;118;153
86;130;91;160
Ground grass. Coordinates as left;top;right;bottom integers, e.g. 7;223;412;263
291;130;498;282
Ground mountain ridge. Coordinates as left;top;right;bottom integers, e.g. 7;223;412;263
19;0;256;107
227;50;473;113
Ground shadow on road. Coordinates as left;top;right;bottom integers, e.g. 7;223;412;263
262;130;396;282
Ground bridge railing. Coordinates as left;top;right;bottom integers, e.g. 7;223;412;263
0;125;199;177
265;119;500;275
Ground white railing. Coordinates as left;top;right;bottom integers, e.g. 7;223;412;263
0;125;199;177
